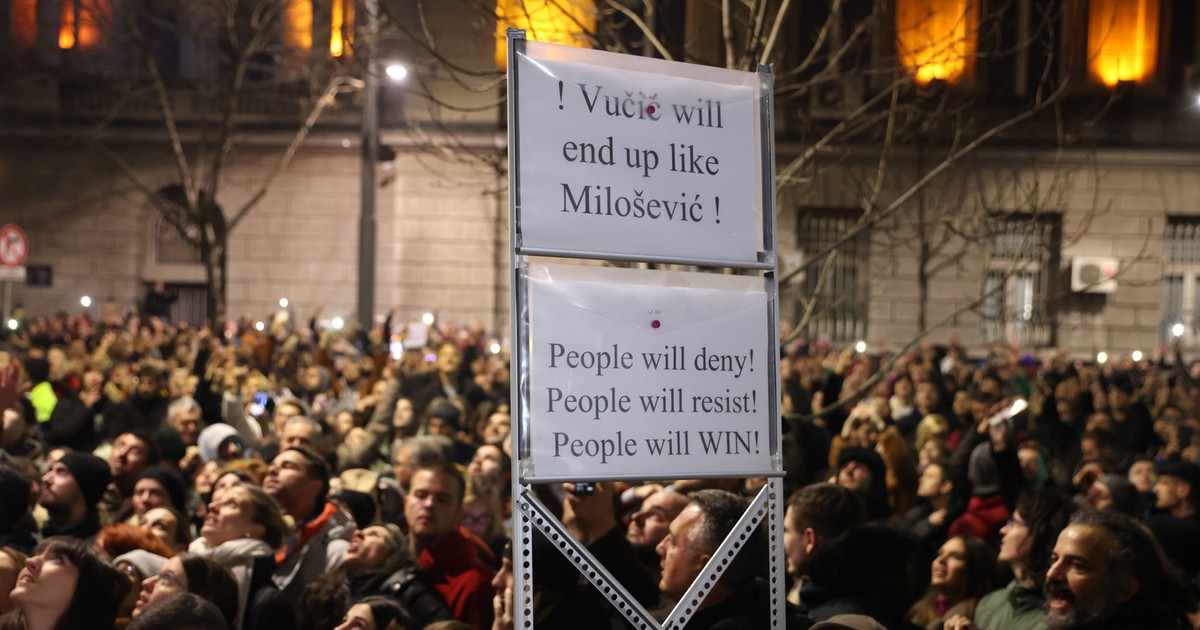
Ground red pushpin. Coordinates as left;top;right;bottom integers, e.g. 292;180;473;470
651;320;661;329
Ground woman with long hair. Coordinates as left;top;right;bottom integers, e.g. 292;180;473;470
0;536;128;630
907;535;999;628
131;554;239;629
298;524;450;630
188;482;294;630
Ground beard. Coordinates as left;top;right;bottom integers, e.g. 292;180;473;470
1043;574;1125;629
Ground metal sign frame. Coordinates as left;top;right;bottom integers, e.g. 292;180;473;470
507;29;783;629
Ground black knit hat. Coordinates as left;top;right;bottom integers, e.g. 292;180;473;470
137;465;188;512
59;452;113;509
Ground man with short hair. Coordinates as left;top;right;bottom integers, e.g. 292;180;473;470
1043;510;1196;629
40;451;112;540
265;446;355;605
626;487;690;582
164;397;203;447
280;415;324;453
404;461;494;627
656;489;799;628
100;430;160;525
784;483;864;604
391;435;452;491
1146;461;1200;583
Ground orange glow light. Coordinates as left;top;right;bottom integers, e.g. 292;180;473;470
76;0;110;49
331;0;344;56
283;0;313;54
895;0;978;85
495;0;596;68
59;0;76;49
1088;0;1158;87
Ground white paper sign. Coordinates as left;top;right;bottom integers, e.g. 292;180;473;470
515;41;764;264
525;264;772;478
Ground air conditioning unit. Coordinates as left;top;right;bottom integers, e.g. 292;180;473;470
809;78;865;121
1071;257;1119;293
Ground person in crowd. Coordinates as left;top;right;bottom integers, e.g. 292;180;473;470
264;446;355;604
907;535;998;628
947;489;1076;630
1081;473;1137;515
1146;460;1200;584
158;397;203;468
784;483;865;606
93;523;174;562
100;430;160;525
132;553;239;628
0;536;128;630
112;549;168;627
391;435;453;491
799;523;922;629
132;465;188;521
833;446;890;521
299;523;453;630
625;486;690;585
188;482;294;630
125;592;229;630
459;477;508;565
196;424;244;466
39;451;111;540
404;461;494;627
140;506;192;554
656;489;804;628
1044;510;1196;629
0;462;34;555
334;596;410;630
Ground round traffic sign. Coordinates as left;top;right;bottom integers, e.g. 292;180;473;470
0;224;27;267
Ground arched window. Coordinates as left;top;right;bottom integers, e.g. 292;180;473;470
1086;0;1158;86
153;214;203;265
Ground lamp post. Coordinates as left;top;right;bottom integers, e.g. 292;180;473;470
358;0;380;329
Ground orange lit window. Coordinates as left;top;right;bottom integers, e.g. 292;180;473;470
76;0;109;49
495;0;596;68
1087;0;1158;86
330;0;354;57
895;0;978;85
59;0;76;49
283;0;313;55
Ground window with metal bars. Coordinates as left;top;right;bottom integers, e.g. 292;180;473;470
1162;217;1200;344
796;209;868;342
979;214;1060;347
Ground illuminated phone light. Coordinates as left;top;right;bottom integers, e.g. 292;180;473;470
1172;323;1186;338
279;298;289;309
5;319;17;331
855;340;867;354
80;295;92;308
421;312;435;326
332;317;345;330
489;341;502;355
1131;350;1143;362
255;321;265;332
1096;351;1108;365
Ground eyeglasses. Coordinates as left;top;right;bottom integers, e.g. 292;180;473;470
461;514;493;526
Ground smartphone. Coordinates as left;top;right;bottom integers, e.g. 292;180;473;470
572;482;596;496
988;398;1028;427
248;391;268;418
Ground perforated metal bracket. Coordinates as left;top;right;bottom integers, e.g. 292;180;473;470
663;481;778;630
516;489;660;629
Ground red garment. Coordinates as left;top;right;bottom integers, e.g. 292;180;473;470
948;494;1010;547
416;526;495;628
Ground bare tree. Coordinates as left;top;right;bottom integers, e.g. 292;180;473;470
67;0;363;324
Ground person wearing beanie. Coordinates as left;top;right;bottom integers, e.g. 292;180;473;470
132;466;189;522
39;451;112;540
113;549;170;625
835;447;891;521
946;443;1012;547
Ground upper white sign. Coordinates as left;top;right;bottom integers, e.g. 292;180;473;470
514;40;765;264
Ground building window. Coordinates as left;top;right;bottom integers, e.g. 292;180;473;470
796;209;869;342
1086;0;1159;86
329;0;353;57
895;0;978;85
979;214;1060;347
282;0;313;56
154;215;203;265
495;0;596;68
1163;217;1200;344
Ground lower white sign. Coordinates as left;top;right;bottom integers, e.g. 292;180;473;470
525;263;773;479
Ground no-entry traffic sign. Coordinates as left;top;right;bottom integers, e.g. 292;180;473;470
0;225;27;267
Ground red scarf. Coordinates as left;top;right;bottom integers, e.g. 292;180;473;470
275;501;339;564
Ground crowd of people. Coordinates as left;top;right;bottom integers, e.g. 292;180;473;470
0;305;1199;629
